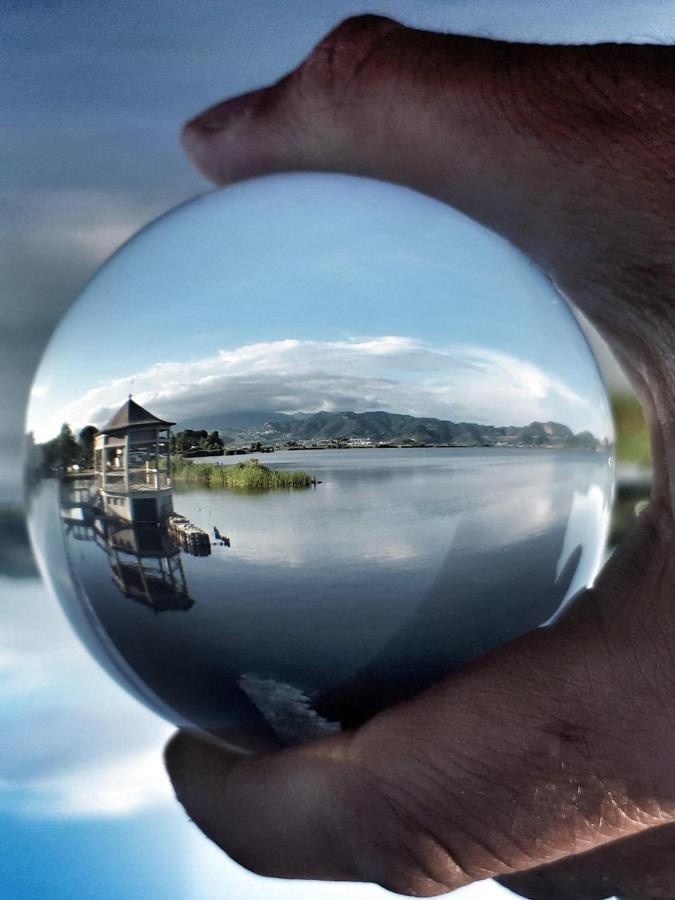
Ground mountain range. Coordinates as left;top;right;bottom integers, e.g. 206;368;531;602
176;409;602;450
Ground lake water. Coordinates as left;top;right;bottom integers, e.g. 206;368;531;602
30;448;613;750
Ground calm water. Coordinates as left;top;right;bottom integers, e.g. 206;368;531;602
30;448;613;749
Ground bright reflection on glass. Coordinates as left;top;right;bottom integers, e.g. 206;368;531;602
25;174;614;751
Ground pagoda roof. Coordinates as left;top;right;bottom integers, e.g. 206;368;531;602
100;398;175;434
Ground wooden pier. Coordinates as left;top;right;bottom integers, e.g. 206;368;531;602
166;514;211;556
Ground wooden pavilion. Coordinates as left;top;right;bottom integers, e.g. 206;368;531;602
94;398;175;524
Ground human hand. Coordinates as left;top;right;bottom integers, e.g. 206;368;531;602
166;17;675;897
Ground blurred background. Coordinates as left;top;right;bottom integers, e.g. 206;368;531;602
1;2;663;897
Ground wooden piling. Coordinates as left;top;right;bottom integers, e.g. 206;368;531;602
166;514;211;556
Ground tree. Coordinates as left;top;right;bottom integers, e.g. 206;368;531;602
208;430;224;449
174;430;201;452
173;429;221;454
58;423;80;469
78;425;98;468
42;423;80;471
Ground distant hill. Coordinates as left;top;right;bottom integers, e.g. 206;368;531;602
176;409;603;450
175;410;310;445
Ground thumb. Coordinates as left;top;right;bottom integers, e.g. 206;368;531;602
163;727;386;887
164;722;469;896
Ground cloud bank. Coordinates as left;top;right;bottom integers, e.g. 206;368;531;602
38;335;604;440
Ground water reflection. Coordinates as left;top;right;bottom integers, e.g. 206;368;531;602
38;440;614;751
61;478;195;614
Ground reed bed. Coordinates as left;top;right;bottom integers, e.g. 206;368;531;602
172;457;314;491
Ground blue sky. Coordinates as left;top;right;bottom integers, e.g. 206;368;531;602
27;174;614;443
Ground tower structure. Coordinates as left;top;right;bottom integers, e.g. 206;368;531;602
94;398;175;524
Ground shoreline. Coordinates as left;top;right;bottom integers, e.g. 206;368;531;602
186;443;610;459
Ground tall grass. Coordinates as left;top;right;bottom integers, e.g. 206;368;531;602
611;393;651;468
172;457;314;491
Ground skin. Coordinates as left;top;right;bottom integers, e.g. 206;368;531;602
165;16;675;898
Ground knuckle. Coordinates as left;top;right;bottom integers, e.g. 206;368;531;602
319;14;402;50
344;757;469;895
295;15;402;104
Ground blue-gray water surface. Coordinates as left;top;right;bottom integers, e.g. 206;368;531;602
31;448;613;749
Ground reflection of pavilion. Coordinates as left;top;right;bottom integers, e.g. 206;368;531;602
105;519;194;612
59;478;195;613
59;398;202;612
94;398;175;525
60;478;194;612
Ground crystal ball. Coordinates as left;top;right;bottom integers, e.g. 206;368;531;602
25;174;614;752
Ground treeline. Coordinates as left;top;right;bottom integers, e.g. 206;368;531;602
171;429;224;454
29;424;230;475
28;423;98;473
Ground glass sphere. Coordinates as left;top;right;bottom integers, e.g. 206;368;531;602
25;174;614;752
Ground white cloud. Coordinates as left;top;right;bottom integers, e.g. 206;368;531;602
0;747;172;819
29;382;50;400
0;577;173;820
39;336;604;440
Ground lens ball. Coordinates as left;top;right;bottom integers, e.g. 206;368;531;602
25;174;614;752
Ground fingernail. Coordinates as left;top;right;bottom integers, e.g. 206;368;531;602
164;728;246;800
186;89;267;133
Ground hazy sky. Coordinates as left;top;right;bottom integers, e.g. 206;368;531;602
26;175;613;443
